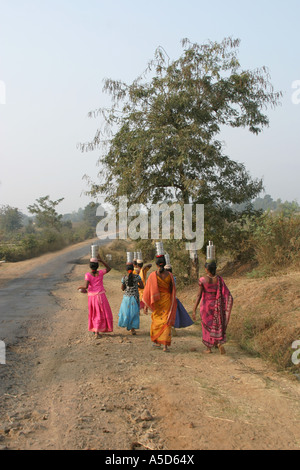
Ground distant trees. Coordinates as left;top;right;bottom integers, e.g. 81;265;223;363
0;197;101;262
0;205;23;232
83;202;100;227
232;194;300;214
28;196;64;230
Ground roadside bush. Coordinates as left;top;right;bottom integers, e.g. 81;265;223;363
250;212;300;272
0;223;96;262
99;239;133;272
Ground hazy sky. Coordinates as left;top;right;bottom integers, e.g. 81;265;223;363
0;0;299;215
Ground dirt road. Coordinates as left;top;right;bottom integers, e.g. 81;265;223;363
0;239;101;344
1;252;300;450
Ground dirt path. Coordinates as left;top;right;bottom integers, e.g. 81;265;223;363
1;256;300;450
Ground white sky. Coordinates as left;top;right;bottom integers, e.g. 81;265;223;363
0;0;299;215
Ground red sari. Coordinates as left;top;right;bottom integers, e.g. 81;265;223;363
199;276;233;348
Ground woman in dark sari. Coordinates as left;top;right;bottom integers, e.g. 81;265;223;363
192;261;233;354
118;263;144;335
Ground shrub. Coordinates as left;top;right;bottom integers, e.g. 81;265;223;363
250;212;300;271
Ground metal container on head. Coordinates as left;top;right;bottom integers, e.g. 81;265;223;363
91;244;98;259
165;253;171;265
127;252;134;264
206;241;216;262
155;242;165;256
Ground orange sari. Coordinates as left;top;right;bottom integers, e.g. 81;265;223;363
138;265;150;304
142;271;177;346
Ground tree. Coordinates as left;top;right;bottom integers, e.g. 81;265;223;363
83;202;102;227
252;194;277;211
79;38;282;250
80;37;280;202
0;205;23;232
28;196;64;230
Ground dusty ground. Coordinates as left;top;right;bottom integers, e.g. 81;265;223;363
1;253;300;450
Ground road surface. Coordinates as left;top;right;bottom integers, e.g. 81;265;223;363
0;240;105;344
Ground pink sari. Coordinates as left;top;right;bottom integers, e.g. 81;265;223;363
86;270;113;333
199;276;233;348
88;291;113;333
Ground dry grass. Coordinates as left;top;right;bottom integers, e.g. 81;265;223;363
228;272;300;371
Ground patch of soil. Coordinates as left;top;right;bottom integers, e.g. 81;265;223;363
1;255;300;450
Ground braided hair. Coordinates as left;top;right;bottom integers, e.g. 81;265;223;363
126;263;134;287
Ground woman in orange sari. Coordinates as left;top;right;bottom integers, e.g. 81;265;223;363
142;255;177;352
136;258;152;313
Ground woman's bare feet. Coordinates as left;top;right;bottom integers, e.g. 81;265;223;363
218;344;226;355
204;347;212;354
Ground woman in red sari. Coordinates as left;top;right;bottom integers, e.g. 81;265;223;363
192;261;233;354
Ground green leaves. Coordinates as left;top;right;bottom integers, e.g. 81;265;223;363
81;37;281;231
27;195;64;231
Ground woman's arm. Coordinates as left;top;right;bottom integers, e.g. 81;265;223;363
98;255;111;273
138;279;144;289
192;285;203;321
78;280;89;291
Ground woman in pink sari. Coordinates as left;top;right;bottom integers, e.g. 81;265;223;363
192;261;233;354
78;255;113;338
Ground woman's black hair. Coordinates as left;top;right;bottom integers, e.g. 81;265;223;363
155;255;166;266
205;261;217;276
156;255;166;273
90;262;99;271
126;264;134;287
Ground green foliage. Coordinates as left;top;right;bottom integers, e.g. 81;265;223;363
83;201;108;227
79;38;282;260
0;205;23;232
162;239;194;288
134;239;156;263
28;195;64;230
0;200;100;262
232;194;300;214
80;37;281;216
250;211;300;271
98;240;129;271
21;234;40;255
